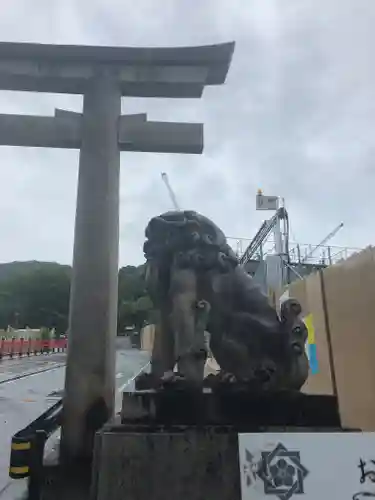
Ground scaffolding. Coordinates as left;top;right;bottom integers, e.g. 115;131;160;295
226;192;361;292
227;237;361;268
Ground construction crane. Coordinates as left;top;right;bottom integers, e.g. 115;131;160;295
239;207;288;266
161;172;181;211
301;222;344;263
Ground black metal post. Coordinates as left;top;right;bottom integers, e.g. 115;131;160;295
27;431;47;500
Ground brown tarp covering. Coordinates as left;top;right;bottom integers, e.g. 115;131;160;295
282;246;375;430
280;272;335;396
322;247;375;430
140;324;155;351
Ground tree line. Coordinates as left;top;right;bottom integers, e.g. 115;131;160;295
0;261;154;335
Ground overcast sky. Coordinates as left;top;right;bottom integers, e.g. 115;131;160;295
0;0;374;266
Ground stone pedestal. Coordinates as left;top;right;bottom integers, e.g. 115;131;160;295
15;388;348;500
120;386;341;427
89;388;343;500
93;421;240;500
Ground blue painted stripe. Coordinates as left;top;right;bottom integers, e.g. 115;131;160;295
308;344;319;374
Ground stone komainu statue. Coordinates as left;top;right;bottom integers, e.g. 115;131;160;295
143;210;309;391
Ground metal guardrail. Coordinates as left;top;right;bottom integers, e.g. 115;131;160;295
0;338;67;360
9;399;63;499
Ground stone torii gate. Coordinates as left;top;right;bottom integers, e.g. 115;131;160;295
0;41;235;460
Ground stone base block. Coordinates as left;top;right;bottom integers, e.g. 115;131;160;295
93;423;241;500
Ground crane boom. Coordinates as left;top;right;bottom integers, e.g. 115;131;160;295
301;222;344;263
239;208;287;266
161;172;181;211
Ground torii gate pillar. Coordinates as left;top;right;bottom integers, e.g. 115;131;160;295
62;73;121;460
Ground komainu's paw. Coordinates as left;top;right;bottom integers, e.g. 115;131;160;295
161;370;205;390
134;372;161;390
203;371;237;388
161;370;186;383
219;372;237;383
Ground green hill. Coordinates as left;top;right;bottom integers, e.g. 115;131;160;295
0;261;152;334
0;260;70;282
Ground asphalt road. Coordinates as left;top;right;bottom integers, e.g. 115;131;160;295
0;354;66;384
0;348;150;498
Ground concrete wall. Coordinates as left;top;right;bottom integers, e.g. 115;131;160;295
281;247;375;431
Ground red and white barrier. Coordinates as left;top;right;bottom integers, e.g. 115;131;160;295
0;337;68;360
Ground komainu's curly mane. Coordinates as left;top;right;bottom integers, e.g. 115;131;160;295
143;210;238;272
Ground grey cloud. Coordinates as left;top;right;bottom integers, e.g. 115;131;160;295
0;0;374;265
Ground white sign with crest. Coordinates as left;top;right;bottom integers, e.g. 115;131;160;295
238;432;375;500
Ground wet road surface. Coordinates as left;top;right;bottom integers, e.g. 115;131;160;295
0;354;67;384
0;348;150;497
